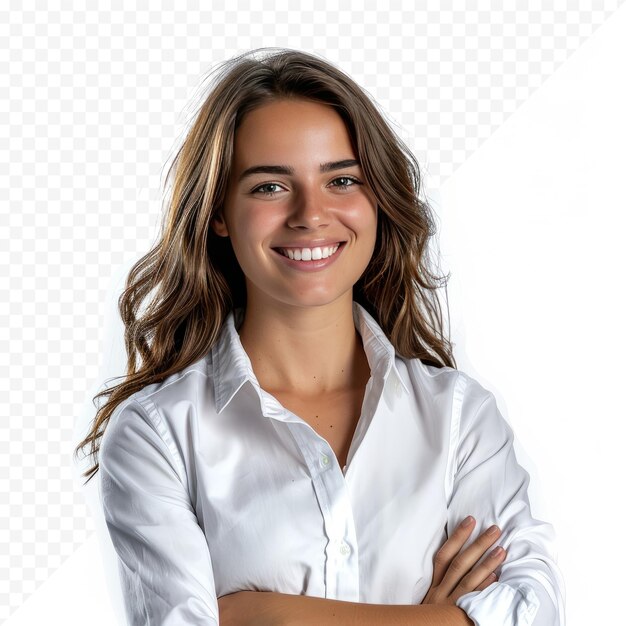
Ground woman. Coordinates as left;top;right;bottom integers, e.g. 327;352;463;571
74;48;565;625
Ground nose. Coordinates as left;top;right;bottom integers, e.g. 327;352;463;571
286;184;331;230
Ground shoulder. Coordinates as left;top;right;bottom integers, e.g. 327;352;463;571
128;354;211;412
396;355;462;395
398;359;515;462
398;356;496;418
104;355;212;449
101;356;212;484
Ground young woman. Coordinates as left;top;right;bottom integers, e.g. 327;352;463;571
74;48;565;625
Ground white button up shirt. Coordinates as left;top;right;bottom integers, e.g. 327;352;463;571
99;301;565;625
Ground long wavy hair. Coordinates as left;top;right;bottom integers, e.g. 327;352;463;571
73;47;456;485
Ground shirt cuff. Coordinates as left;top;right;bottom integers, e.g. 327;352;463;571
455;581;540;626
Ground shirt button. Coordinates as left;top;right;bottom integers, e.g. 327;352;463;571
339;541;351;556
321;454;330;467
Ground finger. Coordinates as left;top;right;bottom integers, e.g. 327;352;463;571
437;524;502;595
432;516;476;587
456;545;507;598
473;572;498;593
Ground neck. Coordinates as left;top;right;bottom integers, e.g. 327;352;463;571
237;293;370;396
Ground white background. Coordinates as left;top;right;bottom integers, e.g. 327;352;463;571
2;3;624;624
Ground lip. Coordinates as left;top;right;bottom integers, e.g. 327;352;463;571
272;239;346;249
271;241;346;272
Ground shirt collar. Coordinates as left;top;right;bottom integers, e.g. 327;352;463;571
212;301;410;415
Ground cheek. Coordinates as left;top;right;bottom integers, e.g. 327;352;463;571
354;203;378;244
229;210;269;248
362;208;379;258
342;197;377;224
242;206;285;237
228;211;284;273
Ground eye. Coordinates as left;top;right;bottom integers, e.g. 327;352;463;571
330;176;361;190
251;182;284;197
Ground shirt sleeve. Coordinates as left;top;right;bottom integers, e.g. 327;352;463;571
99;399;219;625
448;375;566;626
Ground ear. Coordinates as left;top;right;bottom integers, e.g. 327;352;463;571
211;210;229;238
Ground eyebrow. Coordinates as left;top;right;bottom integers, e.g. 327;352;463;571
237;159;361;183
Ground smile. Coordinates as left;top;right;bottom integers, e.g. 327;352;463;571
271;242;346;272
277;244;341;261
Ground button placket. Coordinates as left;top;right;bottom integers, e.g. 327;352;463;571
286;421;360;600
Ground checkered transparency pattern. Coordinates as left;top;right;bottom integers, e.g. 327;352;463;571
1;0;623;620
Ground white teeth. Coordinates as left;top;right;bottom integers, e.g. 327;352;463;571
279;244;340;261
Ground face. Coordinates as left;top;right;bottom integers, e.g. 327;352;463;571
212;98;378;311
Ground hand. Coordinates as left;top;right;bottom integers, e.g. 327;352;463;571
218;590;285;626
422;515;507;606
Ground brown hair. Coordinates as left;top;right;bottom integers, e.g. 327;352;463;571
73;47;456;485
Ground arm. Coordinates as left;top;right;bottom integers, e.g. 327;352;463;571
219;590;474;626
280;594;474;626
447;375;566;626
219;518;508;626
99;399;219;625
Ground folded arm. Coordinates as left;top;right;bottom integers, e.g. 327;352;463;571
218;590;473;626
447;375;566;625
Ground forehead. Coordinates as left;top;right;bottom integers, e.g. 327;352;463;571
231;99;355;167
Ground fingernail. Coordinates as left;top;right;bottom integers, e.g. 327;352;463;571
487;525;499;535
490;546;503;558
461;516;474;527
